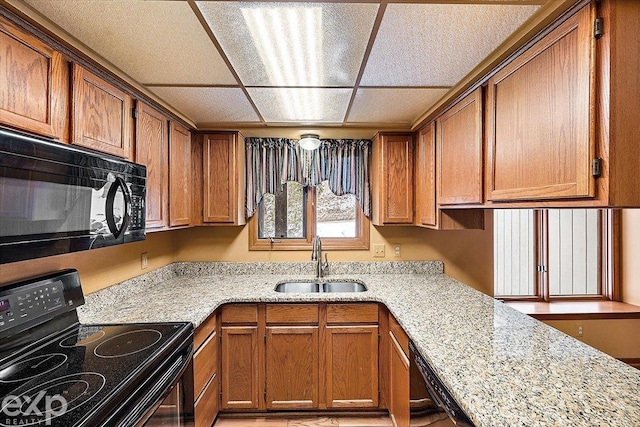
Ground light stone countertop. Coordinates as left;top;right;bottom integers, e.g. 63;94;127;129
78;261;640;427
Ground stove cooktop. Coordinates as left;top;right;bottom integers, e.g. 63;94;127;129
0;322;191;426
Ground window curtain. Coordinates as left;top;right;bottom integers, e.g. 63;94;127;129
245;137;371;219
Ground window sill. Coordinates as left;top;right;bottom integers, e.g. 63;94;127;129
504;300;640;320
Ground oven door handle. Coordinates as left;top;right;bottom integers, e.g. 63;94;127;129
105;176;131;240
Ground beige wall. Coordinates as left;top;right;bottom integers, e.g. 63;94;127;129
174;213;494;295
544;318;640;359
0;231;175;295
621;209;640;306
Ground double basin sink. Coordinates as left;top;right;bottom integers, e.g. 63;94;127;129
274;280;366;293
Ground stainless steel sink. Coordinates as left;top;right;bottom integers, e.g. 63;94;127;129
322;282;367;293
274;282;320;293
274;281;366;293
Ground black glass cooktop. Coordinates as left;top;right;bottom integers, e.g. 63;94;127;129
0;322;191;427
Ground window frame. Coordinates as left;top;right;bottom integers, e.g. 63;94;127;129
249;185;370;251
495;209;619;302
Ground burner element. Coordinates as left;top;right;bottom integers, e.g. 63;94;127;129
94;329;162;358
0;372;106;427
0;354;68;383
59;328;105;348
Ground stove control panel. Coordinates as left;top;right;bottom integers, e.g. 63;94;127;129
0;269;84;339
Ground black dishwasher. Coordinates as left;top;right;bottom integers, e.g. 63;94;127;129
409;341;475;427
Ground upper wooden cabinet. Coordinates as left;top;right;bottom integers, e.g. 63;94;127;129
169;121;192;227
414;123;437;228
135;101;169;230
0;17;69;141
202;132;246;225
71;64;132;158
437;88;483;206
487;5;593;202
371;133;414;225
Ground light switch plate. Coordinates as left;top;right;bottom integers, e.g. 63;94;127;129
141;252;148;269
373;244;385;258
394;244;401;257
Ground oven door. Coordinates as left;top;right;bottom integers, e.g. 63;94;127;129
140;360;195;427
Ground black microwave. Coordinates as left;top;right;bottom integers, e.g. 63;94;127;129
0;129;146;264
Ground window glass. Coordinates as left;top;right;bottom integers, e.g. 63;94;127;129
316;181;357;238
258;182;305;239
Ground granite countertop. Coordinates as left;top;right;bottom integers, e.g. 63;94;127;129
78;261;640;427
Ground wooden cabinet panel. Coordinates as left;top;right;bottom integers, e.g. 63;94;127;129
194;329;218;399
266;304;318;324
71;64;132;158
371;133;414;225
487;5;593;201
135;101;168;230
266;326;319;409
169;121;192;227
195;373;219;427
326;303;378;324
221;326;259;410
0;17;68;141
202;132;246;225
437;88;483;206
415;123;437;227
325;325;378;408
195;312;218;350
389;331;410;427
221;304;258;324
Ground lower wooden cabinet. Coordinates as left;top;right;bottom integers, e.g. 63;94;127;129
389;329;410;427
266;326;319;409
193;312;220;427
220;325;260;410
326;325;379;408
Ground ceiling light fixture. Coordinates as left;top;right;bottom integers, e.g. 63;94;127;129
299;134;321;150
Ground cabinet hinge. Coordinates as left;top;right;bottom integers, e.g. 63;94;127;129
264;334;266;343
132;108;138;119
592;158;602;177
594;17;603;39
264;390;267;400
536;265;548;273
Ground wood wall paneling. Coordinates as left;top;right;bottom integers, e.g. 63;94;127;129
135;101;169;230
487;5;593;201
437;88;483;206
0;16;68;141
169;121;192;227
71;63;132;158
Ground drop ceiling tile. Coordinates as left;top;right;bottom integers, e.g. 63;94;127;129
246;88;352;123
361;3;540;86
149;87;260;124
347;88;450;124
24;0;236;85
196;2;378;87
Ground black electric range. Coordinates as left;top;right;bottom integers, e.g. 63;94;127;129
0;270;194;427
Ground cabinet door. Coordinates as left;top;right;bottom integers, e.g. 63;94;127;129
487;6;593;201
203;133;246;225
135;101;168;230
0;17;68;140
325;325;378;408
389;332;410;427
372;133;414;225
221;326;259;410
437;88;483;205
266;326;319;409
415;123;437;227
71;64;132;158
169;121;192;227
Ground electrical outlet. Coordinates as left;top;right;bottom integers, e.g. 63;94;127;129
141;252;148;269
373;244;385;258
577;325;583;337
394;244;401;257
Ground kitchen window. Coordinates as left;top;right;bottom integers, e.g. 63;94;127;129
494;209;618;301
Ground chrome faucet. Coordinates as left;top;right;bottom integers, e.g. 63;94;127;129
311;235;329;278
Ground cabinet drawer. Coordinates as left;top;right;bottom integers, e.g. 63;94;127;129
194;330;218;399
266;304;318;324
195;312;217;350
221;304;258;324
389;314;409;357
195;373;219;427
327;303;379;324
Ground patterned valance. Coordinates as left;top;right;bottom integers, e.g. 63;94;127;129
245;138;371;219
